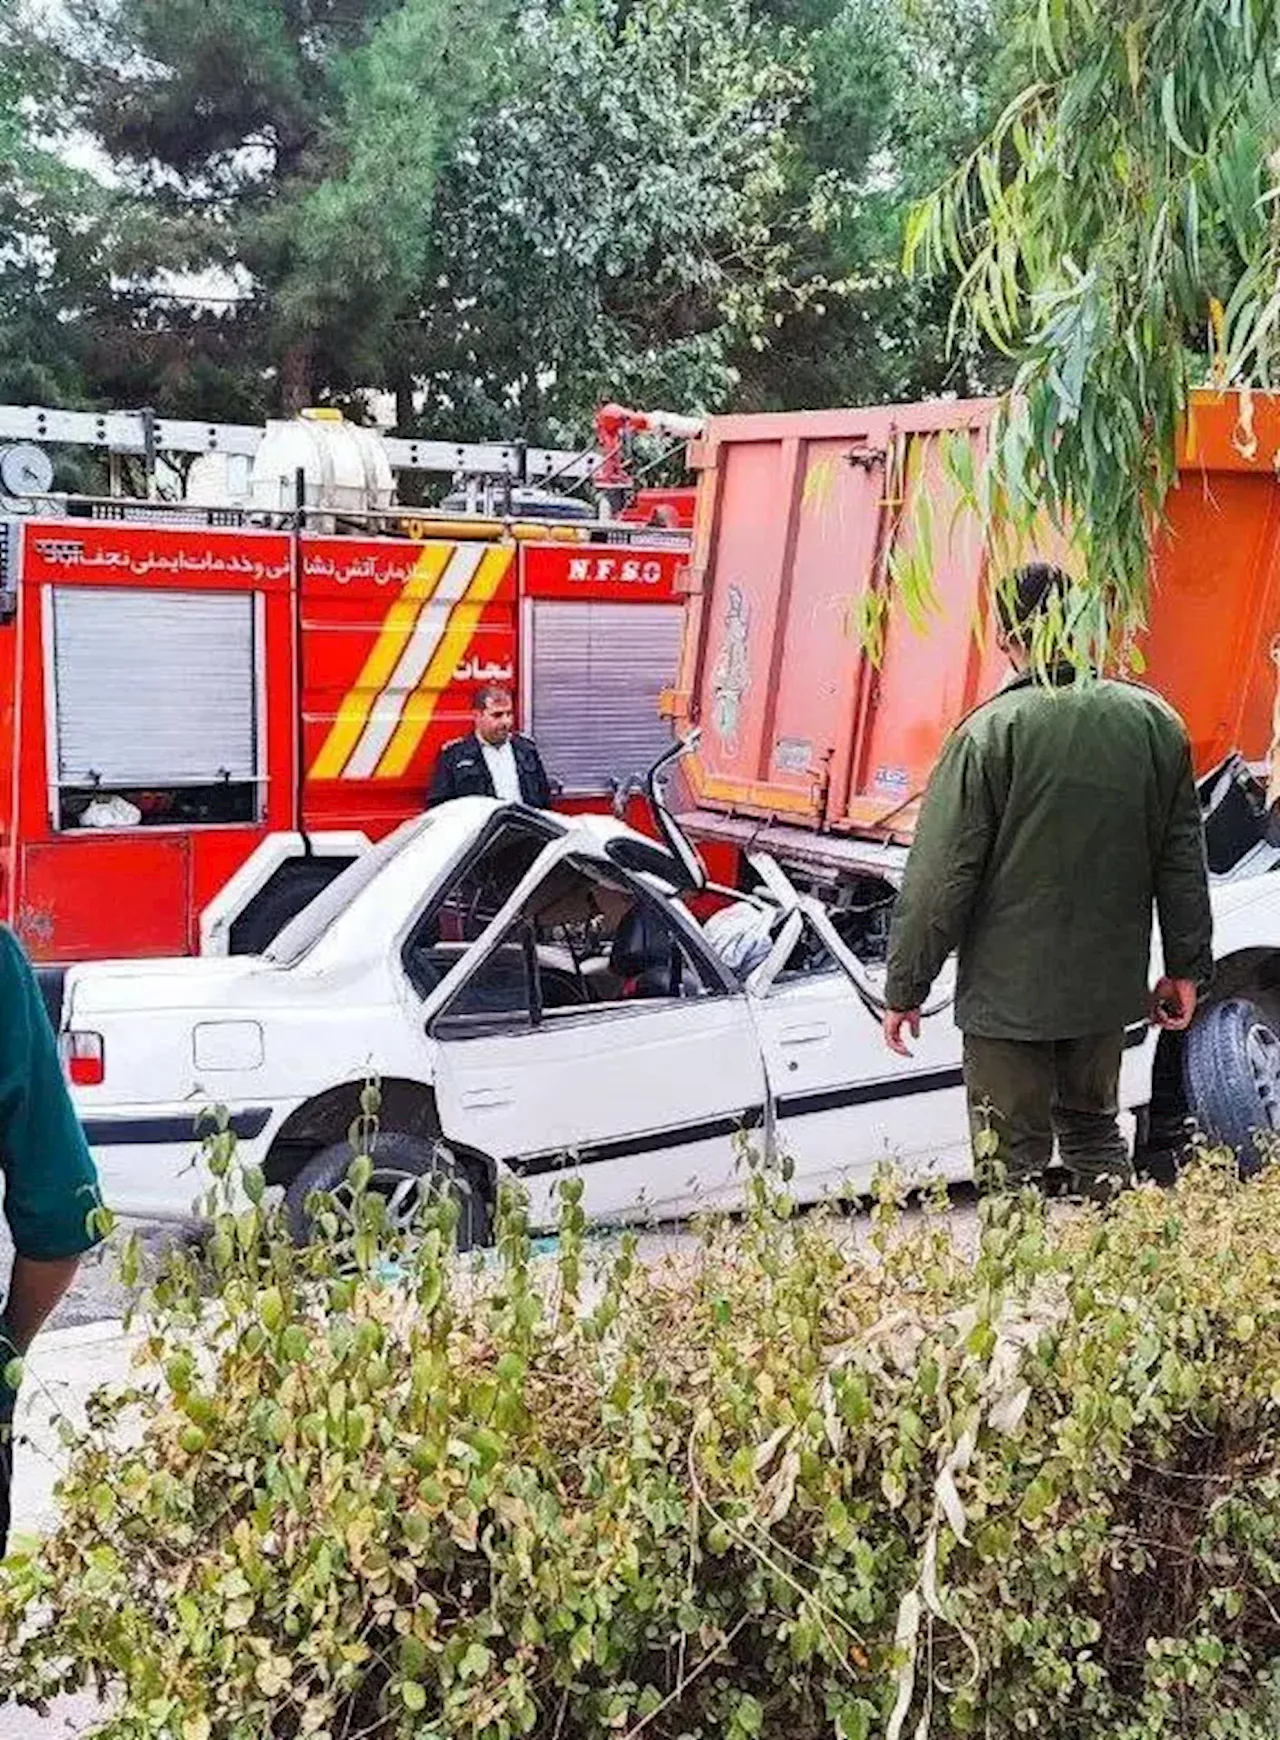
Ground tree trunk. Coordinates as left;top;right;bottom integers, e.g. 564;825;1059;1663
394;372;415;436
279;339;314;415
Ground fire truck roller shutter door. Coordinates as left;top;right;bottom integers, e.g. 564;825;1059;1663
525;600;684;796
50;586;260;824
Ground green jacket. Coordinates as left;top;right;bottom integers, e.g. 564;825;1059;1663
0;928;104;1262
0;925;105;1430
884;672;1213;1041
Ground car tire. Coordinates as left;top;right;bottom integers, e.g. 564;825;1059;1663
284;1129;491;1250
1182;997;1280;1177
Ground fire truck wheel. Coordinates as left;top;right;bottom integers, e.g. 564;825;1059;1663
284;1130;491;1251
1182;997;1280;1178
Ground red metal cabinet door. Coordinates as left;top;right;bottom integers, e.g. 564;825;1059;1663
18;836;190;962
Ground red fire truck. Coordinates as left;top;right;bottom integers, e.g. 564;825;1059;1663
0;414;692;964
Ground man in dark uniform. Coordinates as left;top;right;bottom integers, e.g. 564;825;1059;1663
0;927;105;1552
883;562;1213;1200
427;685;553;809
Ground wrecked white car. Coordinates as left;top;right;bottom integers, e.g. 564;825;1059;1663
57;744;1280;1241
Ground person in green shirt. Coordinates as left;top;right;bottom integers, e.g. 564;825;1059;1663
0;926;105;1552
883;562;1213;1200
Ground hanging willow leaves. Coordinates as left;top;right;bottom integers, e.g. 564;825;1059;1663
906;0;1280;655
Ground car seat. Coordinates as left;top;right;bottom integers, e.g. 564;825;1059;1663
609;904;683;998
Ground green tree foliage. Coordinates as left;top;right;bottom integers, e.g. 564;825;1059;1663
2;0;1023;435
909;0;1280;646
411;0;1021;438
733;0;1020;412
36;0;514;414
0;19;100;406
405;0;823;441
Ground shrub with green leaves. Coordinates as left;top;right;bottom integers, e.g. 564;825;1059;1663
4;1141;1280;1740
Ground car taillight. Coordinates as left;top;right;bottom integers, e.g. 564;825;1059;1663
61;1032;104;1088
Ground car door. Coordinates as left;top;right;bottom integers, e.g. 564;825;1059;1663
418;840;770;1227
746;902;970;1202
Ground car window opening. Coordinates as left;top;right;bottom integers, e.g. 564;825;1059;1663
729;861;897;977
266;813;440;966
428;855;727;1037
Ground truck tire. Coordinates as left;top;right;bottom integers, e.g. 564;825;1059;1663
1182;998;1280;1177
284;1130;491;1250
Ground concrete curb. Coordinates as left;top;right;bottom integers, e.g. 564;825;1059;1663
31;1318;130;1355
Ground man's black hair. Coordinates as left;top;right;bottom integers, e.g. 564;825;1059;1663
997;562;1071;643
474;683;513;712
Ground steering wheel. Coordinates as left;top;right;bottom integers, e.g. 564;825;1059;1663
558;895;612;998
557;916;596;1003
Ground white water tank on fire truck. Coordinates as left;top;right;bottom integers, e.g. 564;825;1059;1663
249;408;395;527
185;450;253;507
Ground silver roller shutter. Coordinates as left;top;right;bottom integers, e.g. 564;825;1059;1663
51;587;258;787
528;600;682;795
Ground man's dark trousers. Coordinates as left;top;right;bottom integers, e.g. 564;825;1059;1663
962;1031;1133;1198
0;1435;11;1557
0;1382;15;1557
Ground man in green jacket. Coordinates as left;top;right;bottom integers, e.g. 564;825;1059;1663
0;928;105;1552
883;562;1213;1199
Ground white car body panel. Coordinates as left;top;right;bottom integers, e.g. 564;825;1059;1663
752;965;972;1194
59;792;1280;1227
434;1000;768;1224
411;835;770;1222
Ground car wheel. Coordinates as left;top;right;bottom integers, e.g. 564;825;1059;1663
1182;997;1280;1177
284;1129;491;1250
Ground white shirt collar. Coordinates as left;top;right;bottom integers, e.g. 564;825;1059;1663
478;735;521;802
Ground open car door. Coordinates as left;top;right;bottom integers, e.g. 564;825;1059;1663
745;898;969;1202
418;838;769;1227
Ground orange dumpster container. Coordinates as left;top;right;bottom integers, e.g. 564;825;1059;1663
1146;391;1280;778
668;388;1280;853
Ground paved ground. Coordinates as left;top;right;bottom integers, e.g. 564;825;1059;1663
5;1219;198;1335
11;1188;989;1337
0;1219;193;1341
0;1684;104;1736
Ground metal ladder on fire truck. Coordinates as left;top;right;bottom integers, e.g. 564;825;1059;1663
0;401;702;517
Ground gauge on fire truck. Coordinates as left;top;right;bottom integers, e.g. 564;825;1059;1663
0;443;54;499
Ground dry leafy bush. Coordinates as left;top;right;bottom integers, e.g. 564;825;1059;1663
3;1139;1280;1740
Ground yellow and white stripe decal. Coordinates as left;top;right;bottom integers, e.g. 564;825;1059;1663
310;542;514;782
375;545;512;779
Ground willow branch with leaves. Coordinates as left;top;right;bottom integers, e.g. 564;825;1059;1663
906;0;1280;656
